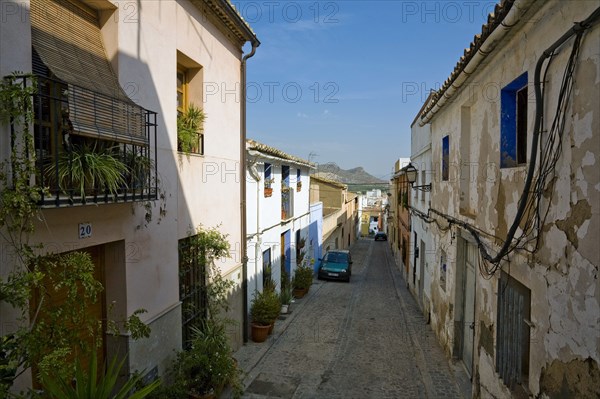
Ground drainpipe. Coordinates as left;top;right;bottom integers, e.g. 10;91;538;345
247;156;261;303
419;0;535;126
241;40;259;343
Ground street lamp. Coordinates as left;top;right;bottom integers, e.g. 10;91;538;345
405;162;431;192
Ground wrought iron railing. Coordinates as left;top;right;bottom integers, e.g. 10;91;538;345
11;74;158;207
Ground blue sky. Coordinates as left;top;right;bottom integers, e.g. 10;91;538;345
240;1;498;179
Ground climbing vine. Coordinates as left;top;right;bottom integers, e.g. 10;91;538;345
0;73;150;396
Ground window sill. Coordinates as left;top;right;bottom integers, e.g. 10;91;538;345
177;151;204;157
500;164;527;169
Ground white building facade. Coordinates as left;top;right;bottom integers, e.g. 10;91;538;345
246;140;315;305
408;95;434;318
0;0;258;390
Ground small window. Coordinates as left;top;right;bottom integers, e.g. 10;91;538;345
262;248;272;286
177;68;187;115
177;64;204;155
442;135;450;181
501;72;528;168
282;165;290;187
264;163;273;197
179;236;207;349
296;169;302;192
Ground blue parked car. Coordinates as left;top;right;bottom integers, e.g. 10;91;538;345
317;250;352;282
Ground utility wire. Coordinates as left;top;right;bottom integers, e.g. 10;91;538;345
407;6;600;277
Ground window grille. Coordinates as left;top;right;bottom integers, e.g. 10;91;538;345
179;236;208;349
496;272;531;390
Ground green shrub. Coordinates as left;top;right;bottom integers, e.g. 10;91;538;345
292;265;313;290
149;320;241;399
250;290;281;326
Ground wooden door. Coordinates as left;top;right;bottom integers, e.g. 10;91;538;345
461;242;476;377
31;245;106;384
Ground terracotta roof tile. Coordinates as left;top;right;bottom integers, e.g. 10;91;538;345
247;139;315;168
421;0;515;120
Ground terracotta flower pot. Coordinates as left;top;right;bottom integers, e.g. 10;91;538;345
188;392;216;399
293;287;308;298
251;323;270;343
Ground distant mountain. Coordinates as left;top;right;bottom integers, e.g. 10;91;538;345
314;162;386;184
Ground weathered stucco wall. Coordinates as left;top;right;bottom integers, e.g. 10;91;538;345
426;0;599;396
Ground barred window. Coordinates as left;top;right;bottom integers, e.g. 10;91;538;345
179;236;207;349
496;272;531;391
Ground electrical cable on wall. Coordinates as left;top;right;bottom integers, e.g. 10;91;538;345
407;6;600;277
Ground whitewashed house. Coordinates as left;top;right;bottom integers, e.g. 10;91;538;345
0;0;258;391
407;93;434;317
413;0;599;397
246;140;315;303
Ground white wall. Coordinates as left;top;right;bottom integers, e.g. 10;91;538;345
1;0;250;386
410;117;433;317
245;154;312;313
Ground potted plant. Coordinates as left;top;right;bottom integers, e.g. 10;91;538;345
250;290;280;342
178;104;206;155
158;321;242;399
125;147;153;190
280;287;292;314
292;265;313;298
45;142;128;200
264;177;274;197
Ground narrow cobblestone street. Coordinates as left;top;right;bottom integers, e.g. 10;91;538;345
234;238;471;398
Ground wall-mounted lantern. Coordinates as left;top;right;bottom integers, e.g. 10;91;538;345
405;162;431;192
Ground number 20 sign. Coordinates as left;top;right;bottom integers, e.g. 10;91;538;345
79;223;92;239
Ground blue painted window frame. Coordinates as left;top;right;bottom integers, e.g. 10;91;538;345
264;162;272;188
282;165;290;187
500;72;528;168
442;135;450;181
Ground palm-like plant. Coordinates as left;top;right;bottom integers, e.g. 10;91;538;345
177;104;206;155
40;350;160;399
46;143;128;199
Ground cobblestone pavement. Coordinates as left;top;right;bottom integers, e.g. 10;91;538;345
233;238;471;398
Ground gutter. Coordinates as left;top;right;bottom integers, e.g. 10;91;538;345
419;0;535;126
248;149;316;170
241;39;259;343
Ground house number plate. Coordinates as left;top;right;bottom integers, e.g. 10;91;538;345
79;223;92;239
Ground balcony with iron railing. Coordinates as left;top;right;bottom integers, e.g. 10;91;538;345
9;75;158;207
